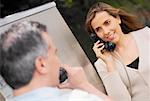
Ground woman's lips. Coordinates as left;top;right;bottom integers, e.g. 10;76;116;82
106;33;115;41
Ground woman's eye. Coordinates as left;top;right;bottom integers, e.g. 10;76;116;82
104;20;111;25
95;27;101;33
95;28;99;32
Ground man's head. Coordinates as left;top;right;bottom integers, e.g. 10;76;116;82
0;21;60;90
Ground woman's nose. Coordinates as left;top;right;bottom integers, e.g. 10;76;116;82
103;27;110;36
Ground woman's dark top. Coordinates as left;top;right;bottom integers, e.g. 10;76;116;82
127;57;139;69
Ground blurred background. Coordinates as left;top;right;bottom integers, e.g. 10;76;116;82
0;0;150;64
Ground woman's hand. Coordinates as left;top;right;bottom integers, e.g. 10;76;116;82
92;40;116;72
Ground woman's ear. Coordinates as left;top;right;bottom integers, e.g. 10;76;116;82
116;15;121;24
35;56;47;74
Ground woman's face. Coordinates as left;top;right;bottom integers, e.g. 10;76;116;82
91;11;123;43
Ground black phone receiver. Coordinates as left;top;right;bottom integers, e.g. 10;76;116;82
59;67;68;83
90;33;116;52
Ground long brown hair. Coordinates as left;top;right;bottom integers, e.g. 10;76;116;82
85;2;143;34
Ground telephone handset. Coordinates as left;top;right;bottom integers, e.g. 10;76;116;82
59;67;68;83
90;33;116;52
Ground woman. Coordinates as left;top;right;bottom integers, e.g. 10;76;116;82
85;2;150;101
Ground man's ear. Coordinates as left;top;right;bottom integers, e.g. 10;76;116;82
116;15;121;24
35;56;47;74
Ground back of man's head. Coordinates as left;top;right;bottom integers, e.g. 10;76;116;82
0;21;48;89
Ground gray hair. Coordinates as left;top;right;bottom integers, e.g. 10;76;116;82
0;21;48;89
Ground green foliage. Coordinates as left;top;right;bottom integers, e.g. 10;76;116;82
64;0;73;8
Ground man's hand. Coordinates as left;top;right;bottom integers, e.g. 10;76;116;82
58;64;89;89
58;64;113;101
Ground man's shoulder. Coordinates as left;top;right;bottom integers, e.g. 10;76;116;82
7;89;104;101
8;88;71;101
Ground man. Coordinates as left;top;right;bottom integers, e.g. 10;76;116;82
0;21;112;101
